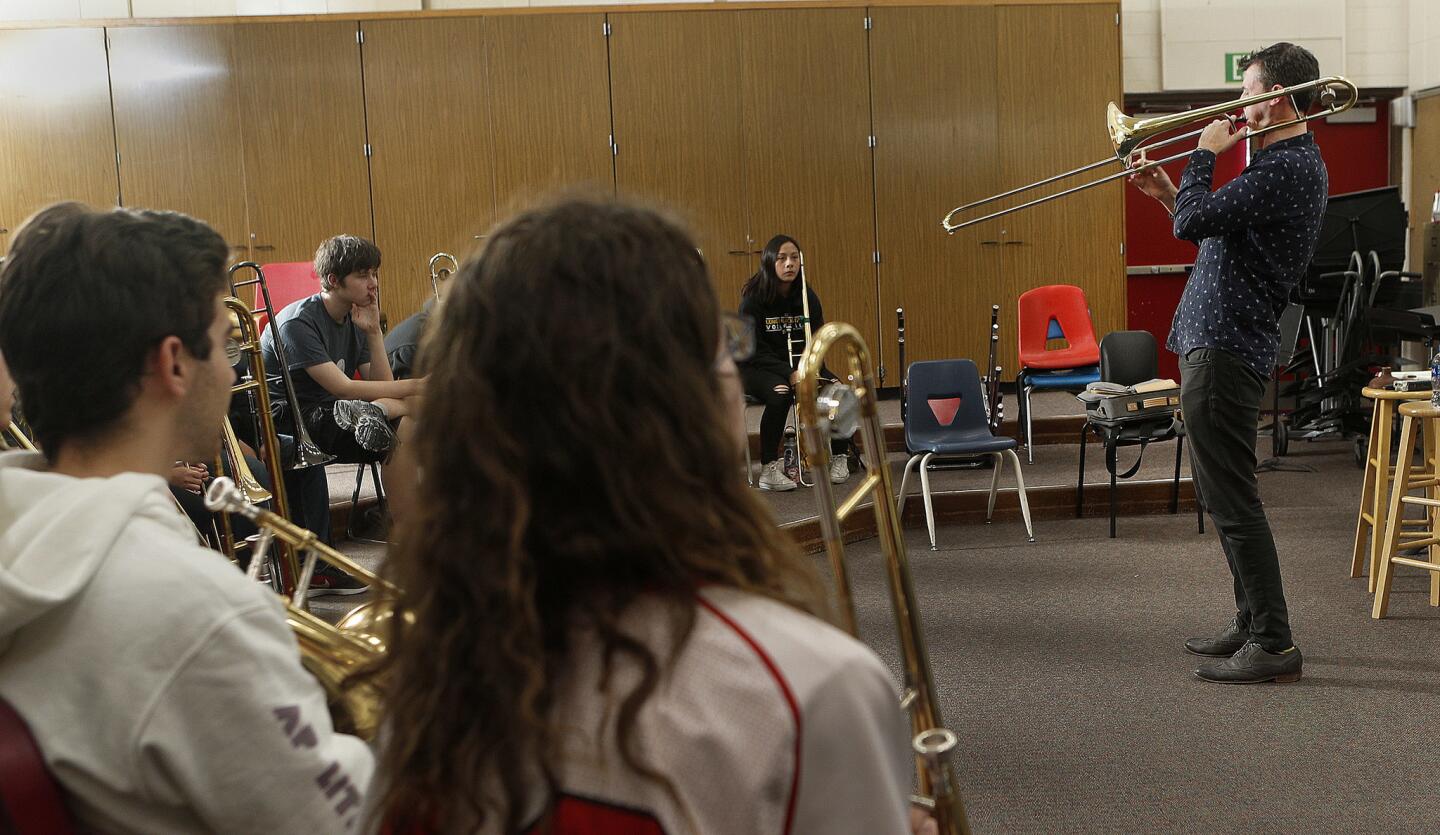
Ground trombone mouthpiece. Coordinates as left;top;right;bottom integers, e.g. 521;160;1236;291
204;476;257;519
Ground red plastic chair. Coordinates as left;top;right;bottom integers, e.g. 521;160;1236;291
1016;285;1102;462
253;261;320;334
0;697;74;834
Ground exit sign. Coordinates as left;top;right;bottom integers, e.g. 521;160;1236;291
1225;52;1247;83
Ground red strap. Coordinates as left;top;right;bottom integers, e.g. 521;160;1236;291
0;699;73;835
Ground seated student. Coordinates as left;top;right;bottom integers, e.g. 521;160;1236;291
0;202;372;833
384;262;454;380
738;234;853;491
363;198;926;834
261;235;421;590
261;234;423;459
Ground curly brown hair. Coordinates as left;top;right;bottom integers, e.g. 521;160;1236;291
362;196;829;831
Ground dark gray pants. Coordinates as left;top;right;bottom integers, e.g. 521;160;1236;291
1180;348;1294;651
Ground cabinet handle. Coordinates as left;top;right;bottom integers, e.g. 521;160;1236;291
980;240;1000;246
1003;240;1025;246
253;244;276;252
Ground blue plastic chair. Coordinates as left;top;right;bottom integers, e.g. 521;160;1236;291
897;359;1035;549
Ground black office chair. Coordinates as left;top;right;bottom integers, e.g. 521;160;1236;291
1076;330;1202;538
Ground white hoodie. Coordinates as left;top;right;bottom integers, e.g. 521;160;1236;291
0;450;373;834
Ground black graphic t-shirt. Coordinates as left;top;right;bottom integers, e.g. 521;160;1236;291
738;284;825;376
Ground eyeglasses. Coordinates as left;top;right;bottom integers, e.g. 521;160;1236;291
722;312;755;363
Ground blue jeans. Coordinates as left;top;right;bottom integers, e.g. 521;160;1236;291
1180;348;1294;651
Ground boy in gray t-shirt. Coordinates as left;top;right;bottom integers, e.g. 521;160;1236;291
259;235;424;464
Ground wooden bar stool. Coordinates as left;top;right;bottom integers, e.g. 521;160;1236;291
1372;400;1440;619
1352;387;1438;591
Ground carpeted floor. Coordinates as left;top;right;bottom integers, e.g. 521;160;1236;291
837;437;1440;833
322;432;1440;832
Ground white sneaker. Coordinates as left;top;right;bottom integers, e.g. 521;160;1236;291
829;453;850;484
758;460;798;492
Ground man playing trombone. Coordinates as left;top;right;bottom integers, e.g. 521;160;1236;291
1129;42;1327;684
0;203;372;832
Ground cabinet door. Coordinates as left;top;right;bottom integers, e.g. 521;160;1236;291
108;25;249;258
739;8;878;368
995;3;1125;372
234;21;373;271
0;28;118;250
363;17;496;318
609;11;751;305
487;14;613;213
870;5;1002;379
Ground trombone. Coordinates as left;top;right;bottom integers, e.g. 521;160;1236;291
429;252;458;300
797;323;970;835
219;297;302;592
205;475;398;739
227;262;335;470
2;421;35;452
942;75;1358;233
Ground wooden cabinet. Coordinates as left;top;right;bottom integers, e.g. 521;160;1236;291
872;3;1123;378
739;7;879;364
610;11;752;303
234;21;373;271
363;14;613;317
486;14;613;213
871;4;1002;383
108;25;249;257
611;8;877;345
363;16;496;317
0;28;118;250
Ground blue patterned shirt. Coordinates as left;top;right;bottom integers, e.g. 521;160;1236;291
1166;133;1328;378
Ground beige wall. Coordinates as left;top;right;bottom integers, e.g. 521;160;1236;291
1122;0;1409;93
1410;0;1440;91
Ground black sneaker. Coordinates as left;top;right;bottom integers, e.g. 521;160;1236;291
1184;616;1249;657
306;564;368;598
1194;641;1302;684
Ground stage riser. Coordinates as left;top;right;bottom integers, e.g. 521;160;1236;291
782;478;1199;554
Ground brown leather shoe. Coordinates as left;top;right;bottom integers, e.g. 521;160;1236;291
1194;641;1302;684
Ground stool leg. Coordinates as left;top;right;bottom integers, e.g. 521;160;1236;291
1367;398;1394;591
1428;417;1440;608
1351;397;1380;580
1373;414;1418;619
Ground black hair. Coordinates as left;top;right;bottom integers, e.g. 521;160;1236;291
314;234;382;291
0;202;228;457
739;234;801;305
1241;42;1321;113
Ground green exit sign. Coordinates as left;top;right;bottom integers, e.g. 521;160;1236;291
1225;52;1247;83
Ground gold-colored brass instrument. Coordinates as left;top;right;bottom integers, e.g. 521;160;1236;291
2;421;35;452
219;297;302;592
227;262;335;470
428;252;458;299
942;75;1358;233
205;476;398;740
796;323;970;835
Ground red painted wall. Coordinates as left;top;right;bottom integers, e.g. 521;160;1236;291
1124;101;1391;380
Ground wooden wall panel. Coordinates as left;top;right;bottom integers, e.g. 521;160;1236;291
609;11;751;305
362;16;495;318
994;3;1124;374
233;21;372;273
871;5;1001;383
1411;95;1440;278
487;14;613;215
739;8;878;370
108;25;249;257
0;28;118;251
